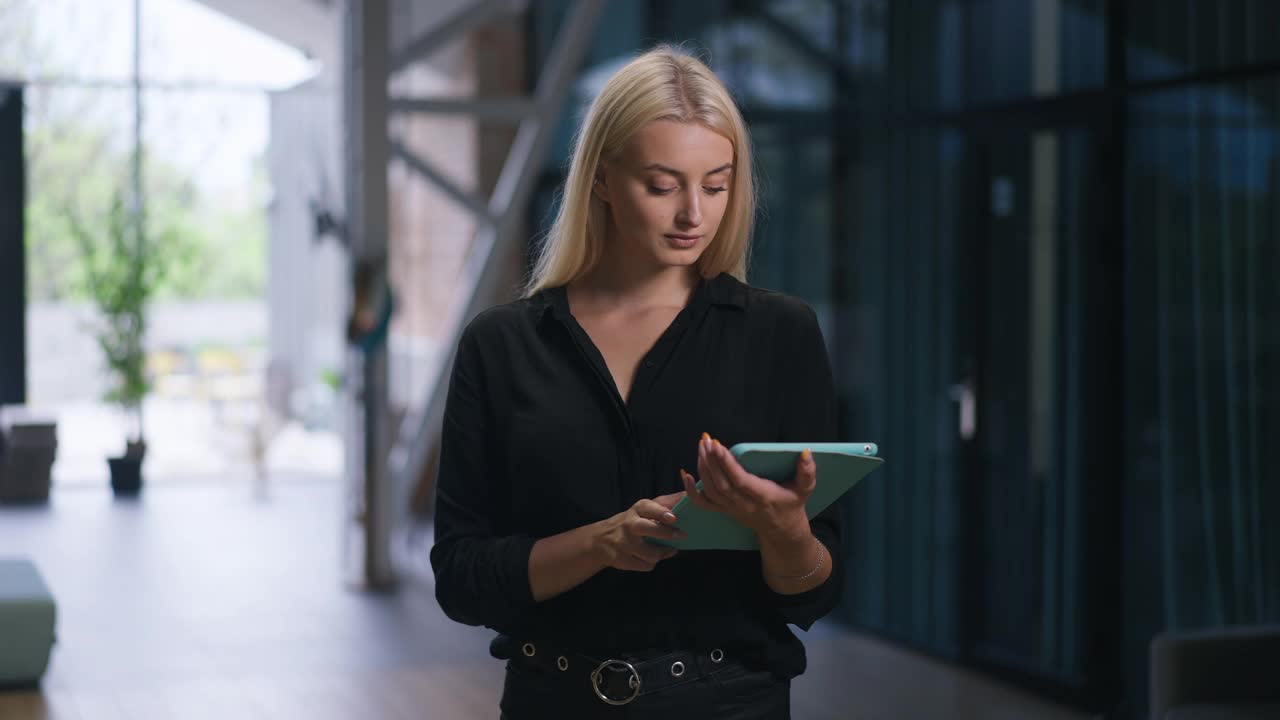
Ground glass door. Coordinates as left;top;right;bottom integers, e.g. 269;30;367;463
962;121;1121;700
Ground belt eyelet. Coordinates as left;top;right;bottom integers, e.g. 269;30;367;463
557;655;569;671
710;648;724;663
670;661;685;677
522;643;536;657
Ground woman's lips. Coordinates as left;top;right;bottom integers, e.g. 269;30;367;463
664;234;702;248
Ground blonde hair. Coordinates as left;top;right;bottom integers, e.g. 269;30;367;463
523;44;756;297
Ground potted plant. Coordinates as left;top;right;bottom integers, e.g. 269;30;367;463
67;189;171;496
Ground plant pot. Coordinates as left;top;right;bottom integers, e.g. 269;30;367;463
108;456;144;496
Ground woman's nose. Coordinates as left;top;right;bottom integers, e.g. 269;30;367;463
677;188;703;227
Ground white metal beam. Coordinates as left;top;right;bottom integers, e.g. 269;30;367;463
341;0;394;591
389;96;537;123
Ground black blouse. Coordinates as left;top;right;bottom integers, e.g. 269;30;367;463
430;271;843;679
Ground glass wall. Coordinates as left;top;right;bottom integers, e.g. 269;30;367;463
1124;77;1280;710
1;0;333;484
839;125;967;656
1127;0;1280;81
530;2;1280;716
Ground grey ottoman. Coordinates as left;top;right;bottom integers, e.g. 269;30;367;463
0;558;56;687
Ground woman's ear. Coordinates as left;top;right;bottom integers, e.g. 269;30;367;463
591;166;611;204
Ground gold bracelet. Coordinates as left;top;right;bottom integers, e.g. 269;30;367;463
767;538;825;582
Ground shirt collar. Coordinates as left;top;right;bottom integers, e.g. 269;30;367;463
534;272;745;324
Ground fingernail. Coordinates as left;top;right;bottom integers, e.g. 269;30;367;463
662;511;676;523
802;448;813;464
701;431;710;443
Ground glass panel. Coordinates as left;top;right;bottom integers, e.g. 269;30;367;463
748;120;832;308
1124;79;1280;715
837;125;966;654
843;0;889;75
766;0;837;54
977;128;1092;678
967;0;1106;103
703;16;833;110
877;0;1105;112
1128;1;1280;82
19;10;340;485
23;85;139;483
898;0;966;112
142;89;270;298
534;0;653;174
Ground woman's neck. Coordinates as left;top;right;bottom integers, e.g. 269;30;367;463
569;261;700;315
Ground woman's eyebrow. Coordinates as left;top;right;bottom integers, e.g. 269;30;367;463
643;162;734;178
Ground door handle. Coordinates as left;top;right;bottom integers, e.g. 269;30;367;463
949;379;977;441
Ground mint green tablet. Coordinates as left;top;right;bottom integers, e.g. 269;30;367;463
649;442;883;551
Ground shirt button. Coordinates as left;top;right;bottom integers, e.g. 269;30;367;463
644;359;654;368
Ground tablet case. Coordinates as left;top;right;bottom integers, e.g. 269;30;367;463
649;442;883;551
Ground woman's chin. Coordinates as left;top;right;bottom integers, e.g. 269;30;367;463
654;237;704;261
655;248;704;268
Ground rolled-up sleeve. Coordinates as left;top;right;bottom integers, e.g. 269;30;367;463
767;299;844;630
430;317;538;631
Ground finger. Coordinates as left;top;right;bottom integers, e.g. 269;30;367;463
681;468;718;511
713;443;765;514
712;441;756;499
705;439;738;502
794;448;817;495
681;469;715;510
628;502;687;538
698;438;729;506
654;490;687;510
632;499;676;522
635;518;688;541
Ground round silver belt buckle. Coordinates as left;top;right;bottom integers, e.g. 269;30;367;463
590;659;641;706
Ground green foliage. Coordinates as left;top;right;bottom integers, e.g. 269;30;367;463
24;112;267;302
65;188;179;440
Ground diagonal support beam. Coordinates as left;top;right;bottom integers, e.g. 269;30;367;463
389;140;497;226
490;0;603;218
390;0;525;74
744;1;858;93
388;0;605;531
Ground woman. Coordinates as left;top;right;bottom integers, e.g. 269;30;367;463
431;45;841;719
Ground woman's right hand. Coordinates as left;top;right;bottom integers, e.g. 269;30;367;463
592;492;688;572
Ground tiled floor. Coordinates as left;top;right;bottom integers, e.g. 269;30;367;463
0;480;1096;719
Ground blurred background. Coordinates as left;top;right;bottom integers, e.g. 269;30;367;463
0;1;1277;719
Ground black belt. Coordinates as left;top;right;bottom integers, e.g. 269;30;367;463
501;638;735;706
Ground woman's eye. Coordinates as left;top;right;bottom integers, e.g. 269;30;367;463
648;186;677;195
703;186;728;194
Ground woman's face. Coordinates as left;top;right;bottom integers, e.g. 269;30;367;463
594;120;735;271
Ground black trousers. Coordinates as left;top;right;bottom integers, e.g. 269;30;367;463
498;654;791;719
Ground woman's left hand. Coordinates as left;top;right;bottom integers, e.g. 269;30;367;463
681;433;814;541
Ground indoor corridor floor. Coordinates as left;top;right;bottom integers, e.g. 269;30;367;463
0;480;1094;719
